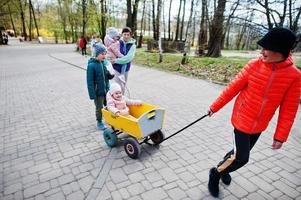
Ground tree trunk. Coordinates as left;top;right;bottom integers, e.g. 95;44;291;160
18;0;27;41
168;0;173;40
152;0;157;39
180;0;186;41
82;0;87;36
185;0;194;41
197;0;207;56
221;0;239;49
206;0;226;57
29;0;40;37
181;1;194;64
100;0;107;41
157;0;163;62
126;0;132;29
292;5;301;33
126;0;140;38
138;0;146;48
29;2;32;41
175;0;183;41
162;1;166;39
8;4;17;37
57;0;68;43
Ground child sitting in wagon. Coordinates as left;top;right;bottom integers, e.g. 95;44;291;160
106;83;142;118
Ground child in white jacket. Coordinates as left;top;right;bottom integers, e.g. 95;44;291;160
106;83;142;117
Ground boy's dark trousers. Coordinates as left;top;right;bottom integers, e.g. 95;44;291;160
94;96;105;123
217;128;261;175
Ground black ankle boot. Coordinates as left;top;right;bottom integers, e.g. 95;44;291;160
221;173;231;185
208;167;221;197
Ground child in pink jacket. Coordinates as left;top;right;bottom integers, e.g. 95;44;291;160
104;27;124;60
106;83;142;117
104;27;127;82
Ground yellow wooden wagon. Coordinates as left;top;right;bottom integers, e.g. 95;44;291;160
102;103;165;159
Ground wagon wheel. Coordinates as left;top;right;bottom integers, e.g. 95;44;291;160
124;137;141;159
150;130;165;145
103;128;118;147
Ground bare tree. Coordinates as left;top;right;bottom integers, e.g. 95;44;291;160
221;0;240;49
175;0;183;41
206;0;227;57
157;0;163;62
180;0;186;41
100;0;107;40
8;4;17;37
185;0;195;41
18;0;27;40
29;0;40;37
252;0;301;32
152;0;157;39
57;0;68;43
168;0;173;40
126;0;140;38
82;0;87;36
197;0;207;55
138;0;146;48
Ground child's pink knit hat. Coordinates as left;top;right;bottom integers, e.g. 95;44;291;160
109;83;122;94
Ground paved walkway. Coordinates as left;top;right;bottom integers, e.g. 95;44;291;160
0;41;300;200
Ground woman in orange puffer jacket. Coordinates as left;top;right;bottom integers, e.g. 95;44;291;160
207;28;300;198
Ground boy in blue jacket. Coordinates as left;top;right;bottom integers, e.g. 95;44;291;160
87;43;114;130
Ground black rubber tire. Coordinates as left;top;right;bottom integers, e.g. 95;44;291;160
124;137;141;159
150;130;165;145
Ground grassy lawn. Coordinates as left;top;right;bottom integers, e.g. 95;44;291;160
133;47;301;83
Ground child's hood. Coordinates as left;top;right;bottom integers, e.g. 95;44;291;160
104;35;115;47
88;57;98;64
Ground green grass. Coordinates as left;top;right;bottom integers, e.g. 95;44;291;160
133;48;250;83
133;48;301;83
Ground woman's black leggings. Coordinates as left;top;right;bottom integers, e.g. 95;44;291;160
217;128;261;175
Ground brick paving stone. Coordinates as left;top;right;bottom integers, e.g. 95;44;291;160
24;182;50;198
167;188;187;200
145;171;162;183
78;175;94;193
66;191;85;200
4;182;22;195
273;180;299;198
127;182;145;196
141;188;168;200
128;171;145;183
58;174;75;185
45;192;65;200
109;168;128;184
118;188;130;199
158;168;179;183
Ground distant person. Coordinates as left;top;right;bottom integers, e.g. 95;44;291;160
79;36;87;55
106;83;142;118
86;43;114;130
111;27;136;94
207;27;300;198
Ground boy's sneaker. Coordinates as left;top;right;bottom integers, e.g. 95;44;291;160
97;122;106;130
221;173;231;185
208;167;221;197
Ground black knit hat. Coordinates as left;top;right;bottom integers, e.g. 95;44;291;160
257;27;296;58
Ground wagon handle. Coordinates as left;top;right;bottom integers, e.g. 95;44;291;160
159;113;209;144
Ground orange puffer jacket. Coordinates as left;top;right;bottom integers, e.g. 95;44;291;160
210;55;300;142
